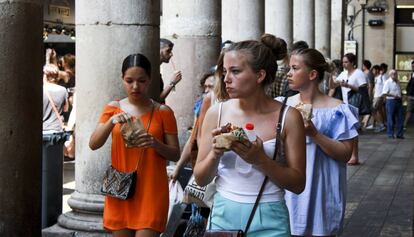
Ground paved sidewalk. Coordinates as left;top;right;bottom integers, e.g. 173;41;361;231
340;127;414;237
61;128;414;236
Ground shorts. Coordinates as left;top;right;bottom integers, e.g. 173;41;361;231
407;98;414;113
208;192;291;237
372;97;384;112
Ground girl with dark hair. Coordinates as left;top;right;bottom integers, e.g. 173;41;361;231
194;36;306;236
281;49;358;237
89;53;180;237
335;53;367;165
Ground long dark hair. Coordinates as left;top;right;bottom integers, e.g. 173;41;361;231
121;53;151;77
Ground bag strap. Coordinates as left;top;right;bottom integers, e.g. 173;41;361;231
45;88;65;130
217;102;223;127
244;96;288;234
134;100;156;171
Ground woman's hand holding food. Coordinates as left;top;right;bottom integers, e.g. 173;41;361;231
111;112;132;125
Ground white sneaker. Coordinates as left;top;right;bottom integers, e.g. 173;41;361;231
366;125;374;130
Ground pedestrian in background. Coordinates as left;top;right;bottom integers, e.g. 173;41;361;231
382;69;404;139
336;53;366;165
159;38;182;104
404;60;414;129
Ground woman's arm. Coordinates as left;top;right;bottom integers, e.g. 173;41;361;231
193;105;224;186
251;108;306;194
142;105;180;162
89;102;133;150
160;71;182;100
196;93;212;141
89;119;116;150
305;119;353;162
153;133;180;162
171;134;193;181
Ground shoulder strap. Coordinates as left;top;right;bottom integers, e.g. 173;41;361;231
244;96;288;233
217;102;223;128
134;101;156;171
45;89;65;129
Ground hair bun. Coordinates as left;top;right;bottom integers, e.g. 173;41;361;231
260;33;287;61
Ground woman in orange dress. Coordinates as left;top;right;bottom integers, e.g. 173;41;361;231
89;53;180;237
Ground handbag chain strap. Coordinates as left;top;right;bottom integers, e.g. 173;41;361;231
133;100;156;172
243;96;288;234
45;88;65;130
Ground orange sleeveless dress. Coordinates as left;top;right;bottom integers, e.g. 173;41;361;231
98;104;178;232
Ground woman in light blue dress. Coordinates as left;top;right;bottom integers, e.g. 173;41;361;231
281;48;359;236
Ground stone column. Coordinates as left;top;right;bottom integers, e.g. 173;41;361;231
265;0;293;46
42;0;160;236
162;0;221;146
293;0;315;47
315;0;331;58
331;0;344;59
0;0;43;236
222;0;264;42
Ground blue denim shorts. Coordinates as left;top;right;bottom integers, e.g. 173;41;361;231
208;193;291;237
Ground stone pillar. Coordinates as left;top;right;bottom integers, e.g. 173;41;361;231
42;0;160;236
265;0;293;46
0;0;43;236
222;0;264;42
162;0;221;146
315;0;331;58
331;0;344;59
293;0;315;47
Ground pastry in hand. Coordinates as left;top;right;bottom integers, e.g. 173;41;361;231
120;118;144;148
215;123;248;149
295;102;313;121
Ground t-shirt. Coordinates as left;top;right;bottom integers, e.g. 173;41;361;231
382;78;402;99
336;69;366;103
407;73;414;97
374;75;386;98
43;83;68;131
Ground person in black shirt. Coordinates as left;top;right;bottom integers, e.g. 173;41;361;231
404;60;414;128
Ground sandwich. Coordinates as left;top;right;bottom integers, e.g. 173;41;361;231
215;123;248;149
120;118;144;148
295;102;313;121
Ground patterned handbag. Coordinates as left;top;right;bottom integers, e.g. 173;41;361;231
101;102;155;200
101;166;136;200
203;97;288;237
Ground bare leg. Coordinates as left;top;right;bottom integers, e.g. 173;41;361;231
113;229;135;237
348;138;359;165
362;114;370;129
135;229;160;237
404;111;411;128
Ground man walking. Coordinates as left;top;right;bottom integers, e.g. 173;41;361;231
159;38;182;104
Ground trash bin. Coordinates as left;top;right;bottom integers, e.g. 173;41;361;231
42;131;67;229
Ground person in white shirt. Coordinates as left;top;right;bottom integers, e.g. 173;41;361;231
371;64;386;132
382;69;404;139
335;53;366;165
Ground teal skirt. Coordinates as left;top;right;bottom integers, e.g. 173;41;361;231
208;193;291;237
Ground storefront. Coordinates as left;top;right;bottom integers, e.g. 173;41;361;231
394;5;414;102
43;0;75;56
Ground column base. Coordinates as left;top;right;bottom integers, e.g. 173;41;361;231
42;223;111;237
42;191;110;236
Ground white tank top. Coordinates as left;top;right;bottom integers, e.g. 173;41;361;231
215;102;290;203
